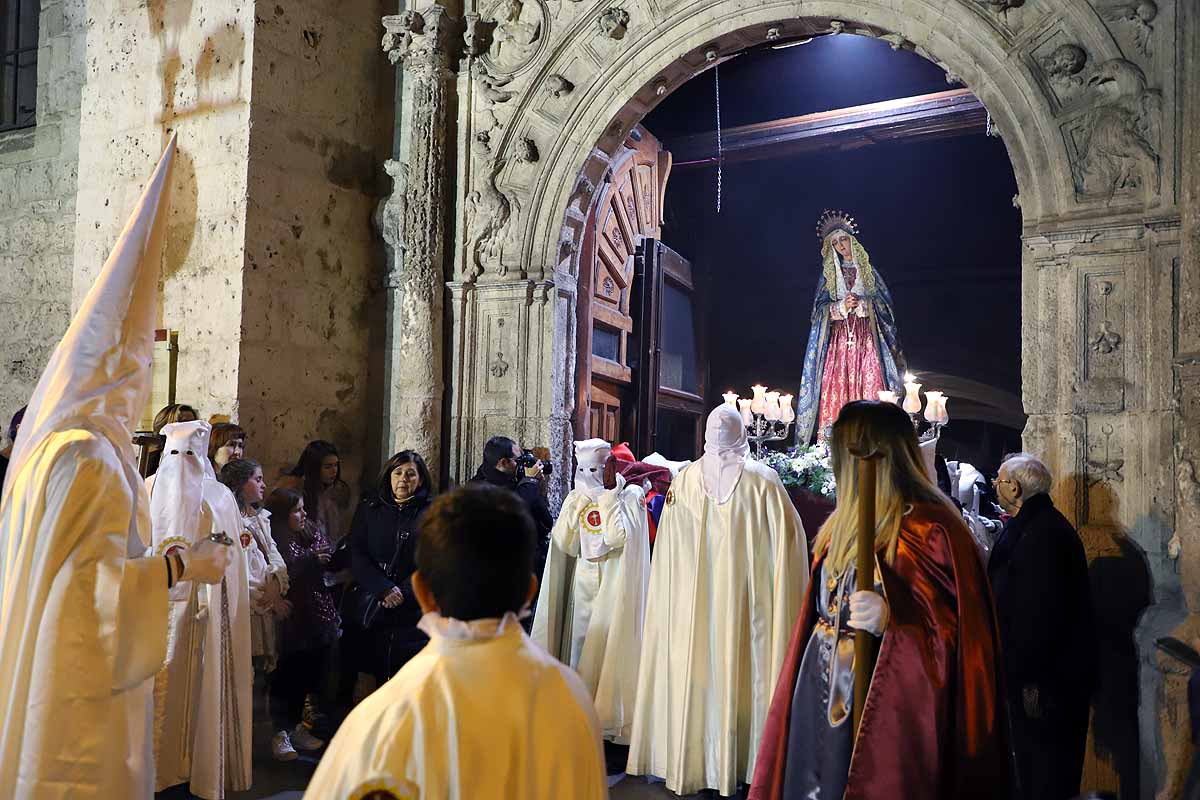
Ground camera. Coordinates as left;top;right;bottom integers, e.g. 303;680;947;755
515;449;553;476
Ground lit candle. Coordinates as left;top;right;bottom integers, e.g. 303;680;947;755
722;390;739;408
923;391;944;423
737;398;754;426
750;384;768;415
902;377;922;415
779;393;795;423
764;391;781;421
935;397;950;424
877;390;899;404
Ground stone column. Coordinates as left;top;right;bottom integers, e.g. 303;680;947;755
380;7;460;485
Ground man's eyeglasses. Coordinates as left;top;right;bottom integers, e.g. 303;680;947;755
992;477;1018;488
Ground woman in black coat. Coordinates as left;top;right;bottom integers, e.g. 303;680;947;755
346;450;434;686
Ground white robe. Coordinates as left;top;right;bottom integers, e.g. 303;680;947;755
626;460;809;796
0;430;169;799
533;482;650;743
147;474;252;798
239;508;288;669
303;617;608;800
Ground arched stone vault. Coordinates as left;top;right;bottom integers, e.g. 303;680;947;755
378;0;1189;793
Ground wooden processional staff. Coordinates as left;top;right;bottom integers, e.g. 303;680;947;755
849;443;883;740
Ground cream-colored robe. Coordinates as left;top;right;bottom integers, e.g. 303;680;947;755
533;482;650;743
626;460;809;796
148;473;252;798
303;618;608;800
0;430;169;799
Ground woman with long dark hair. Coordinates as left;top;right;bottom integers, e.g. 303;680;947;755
345;450;434;687
277;440;351;544
209;422;246;472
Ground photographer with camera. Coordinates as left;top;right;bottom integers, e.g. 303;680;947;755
469;436;554;587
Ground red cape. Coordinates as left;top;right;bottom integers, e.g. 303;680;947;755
750;501;1011;800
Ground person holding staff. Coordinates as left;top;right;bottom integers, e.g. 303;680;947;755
751;400;1010;800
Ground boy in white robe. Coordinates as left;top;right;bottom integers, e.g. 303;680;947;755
626;405;810;796
305;484;608;800
533;438;651;743
148;420;253;798
0;137;233;799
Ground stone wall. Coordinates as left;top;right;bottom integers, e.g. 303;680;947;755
237;0;392;491
72;0;257;426
0;0;86;433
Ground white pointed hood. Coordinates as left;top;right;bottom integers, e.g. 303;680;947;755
700;405;749;504
149;420;211;558
3;136;176;512
573;438;611;496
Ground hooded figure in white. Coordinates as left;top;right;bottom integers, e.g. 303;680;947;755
0;137;233;799
532;438;651;743
627;405;810;796
147;420;252;798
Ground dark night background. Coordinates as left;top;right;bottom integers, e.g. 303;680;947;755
641;34;1023;471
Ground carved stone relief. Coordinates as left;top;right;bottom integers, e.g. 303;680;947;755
545;74;574;98
598;8;630;41
516;136;540;163
1064;59;1161;199
1079;418;1126;528
467;160;517;279
1098;0;1157;57
481;0;548;77
1040;43;1088;99
975;0;1024;10
372;159;408;279
1076;269;1126;411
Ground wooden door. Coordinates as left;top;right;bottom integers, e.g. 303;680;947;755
575;126;672;449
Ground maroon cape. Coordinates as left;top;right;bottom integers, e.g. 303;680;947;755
750;502;1011;800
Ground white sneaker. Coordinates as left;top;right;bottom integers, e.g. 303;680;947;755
291;723;325;751
271;730;298;761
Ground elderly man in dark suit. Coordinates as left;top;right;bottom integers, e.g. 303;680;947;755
988;452;1097;800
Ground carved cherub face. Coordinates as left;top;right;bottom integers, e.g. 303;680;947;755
1044;44;1086;78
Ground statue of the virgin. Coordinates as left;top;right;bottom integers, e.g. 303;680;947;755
795;210;907;443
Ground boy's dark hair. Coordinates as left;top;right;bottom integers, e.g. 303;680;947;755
416;484;535;621
482;435;517;469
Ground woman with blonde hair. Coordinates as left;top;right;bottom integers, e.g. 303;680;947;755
751;400;1009;800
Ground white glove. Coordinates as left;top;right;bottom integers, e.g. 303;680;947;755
847;590;889;636
612;472;626;493
180;538;233;585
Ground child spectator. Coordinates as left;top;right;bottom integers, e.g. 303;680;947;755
303;485;607;799
266;488;339;759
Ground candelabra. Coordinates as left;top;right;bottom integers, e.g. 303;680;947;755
880;373;949;443
723;385;795;460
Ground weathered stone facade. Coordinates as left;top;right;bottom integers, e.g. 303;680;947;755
0;0;86;429
0;0;1196;795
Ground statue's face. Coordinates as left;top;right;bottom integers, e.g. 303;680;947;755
831;233;853;260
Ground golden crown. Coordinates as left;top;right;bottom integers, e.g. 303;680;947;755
816;209;859;241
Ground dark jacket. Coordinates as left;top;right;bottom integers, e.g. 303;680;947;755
468;463;553;564
347;490;432;631
988;492;1096;706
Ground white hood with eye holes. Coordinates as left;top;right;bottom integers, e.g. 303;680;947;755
573;438;611;497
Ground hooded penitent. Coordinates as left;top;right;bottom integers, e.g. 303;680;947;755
626;406;809;796
148;420;252;798
532;438;651;743
0;137;177;799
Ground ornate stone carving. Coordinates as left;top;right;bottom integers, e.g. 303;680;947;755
382;8;462;71
372;159;408;281
516;136;539;163
472;61;517;105
483;0;547;76
1040;43;1088;93
462;13;492;58
1088;279;1123;353
975;0;1024;10
467;160;516;278
1070;58;1161;197
568;175;595;214
489;350;510;377
472;130;493;158
1099;0;1157;57
1086;423;1125;486
545;74;574;98
599;8;630;41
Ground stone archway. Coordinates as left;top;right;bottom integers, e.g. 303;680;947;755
378;0;1186;793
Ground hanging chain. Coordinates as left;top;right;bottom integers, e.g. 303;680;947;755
715;63;723;214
